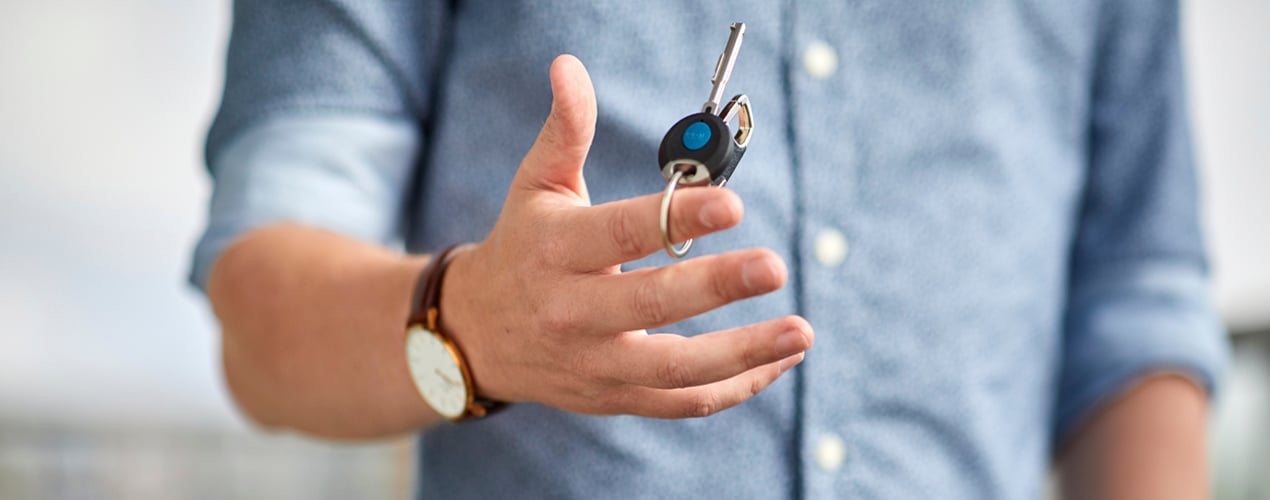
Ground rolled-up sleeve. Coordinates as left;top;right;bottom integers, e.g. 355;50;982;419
1054;0;1229;443
191;115;421;289
190;0;449;289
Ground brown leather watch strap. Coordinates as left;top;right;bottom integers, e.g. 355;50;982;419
407;244;507;419
408;244;468;330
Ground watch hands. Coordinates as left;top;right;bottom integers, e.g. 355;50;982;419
434;368;460;387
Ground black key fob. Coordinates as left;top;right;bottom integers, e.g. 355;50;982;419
658;111;747;187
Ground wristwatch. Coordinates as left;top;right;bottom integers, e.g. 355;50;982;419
404;244;505;421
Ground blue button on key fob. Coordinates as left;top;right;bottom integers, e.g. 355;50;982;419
681;121;712;150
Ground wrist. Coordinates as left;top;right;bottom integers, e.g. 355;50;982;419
403;243;508;421
434;243;511;403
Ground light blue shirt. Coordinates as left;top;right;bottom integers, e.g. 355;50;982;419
193;1;1228;498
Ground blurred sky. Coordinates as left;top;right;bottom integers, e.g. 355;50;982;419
1186;0;1270;331
0;0;1266;429
0;1;229;427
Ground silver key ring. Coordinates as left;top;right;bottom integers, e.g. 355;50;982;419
659;168;693;258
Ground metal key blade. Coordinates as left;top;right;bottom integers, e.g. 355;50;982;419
702;22;746;115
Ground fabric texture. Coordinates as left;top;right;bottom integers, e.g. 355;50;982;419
193;1;1228;498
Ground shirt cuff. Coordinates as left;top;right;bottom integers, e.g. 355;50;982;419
190;113;420;290
1054;259;1230;444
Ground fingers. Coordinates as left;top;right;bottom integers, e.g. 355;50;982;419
575;248;785;332
561;186;744;271
513;54;597;200
606;353;804;419
602;316;813;390
507;56;743;272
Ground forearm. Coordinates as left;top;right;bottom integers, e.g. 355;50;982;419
1058;374;1209;500
208;223;442;439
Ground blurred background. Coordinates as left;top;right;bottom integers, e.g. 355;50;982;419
0;1;1265;499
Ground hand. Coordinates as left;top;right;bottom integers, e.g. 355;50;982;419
440;55;813;419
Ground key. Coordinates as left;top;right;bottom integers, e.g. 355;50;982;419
703;22;746;115
656;22;756;258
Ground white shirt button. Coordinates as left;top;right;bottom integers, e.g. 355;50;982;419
802;40;839;79
814;228;849;267
814;434;847;472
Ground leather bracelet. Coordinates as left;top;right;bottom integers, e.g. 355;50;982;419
408;244;507;419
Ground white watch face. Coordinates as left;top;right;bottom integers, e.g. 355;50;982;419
405;325;469;419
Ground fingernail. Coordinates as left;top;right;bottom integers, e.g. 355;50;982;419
774;330;806;358
779;352;805;373
698;199;731;229
741;258;773;292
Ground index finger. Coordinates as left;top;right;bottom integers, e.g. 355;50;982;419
560;186;744;271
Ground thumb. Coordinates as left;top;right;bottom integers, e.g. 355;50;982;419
514;54;597;201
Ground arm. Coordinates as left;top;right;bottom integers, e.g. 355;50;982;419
210;225;438;438
204;56;813;439
1058;374;1209;500
1053;0;1227;495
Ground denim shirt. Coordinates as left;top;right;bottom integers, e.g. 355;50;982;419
193;1;1228;498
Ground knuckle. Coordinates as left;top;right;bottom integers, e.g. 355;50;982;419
538;300;581;334
632;276;671;326
597;390;630;415
685;390;722;418
750;373;767;397
572;348;618;386
656;353;694;388
519;214;566;269
535;235;570;269
568;348;597;379
539;115;572;152
708;258;741;302
607;206;644;259
740;336;765;370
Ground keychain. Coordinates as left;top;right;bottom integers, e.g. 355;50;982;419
658;22;754;258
